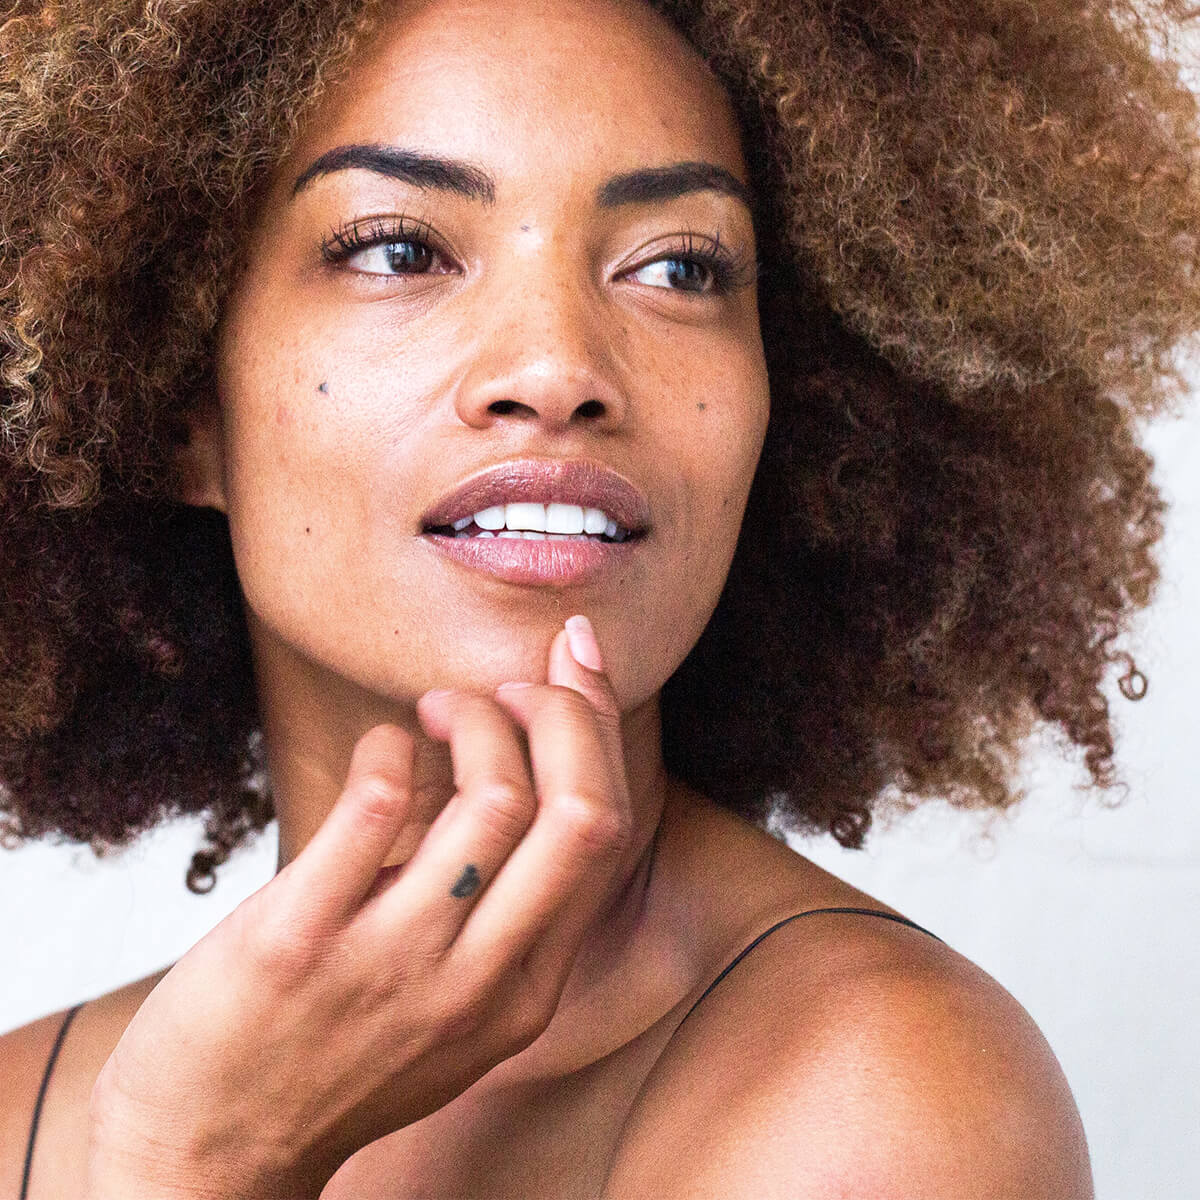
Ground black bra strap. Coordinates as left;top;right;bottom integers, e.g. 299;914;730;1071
21;1001;85;1200
675;907;942;1034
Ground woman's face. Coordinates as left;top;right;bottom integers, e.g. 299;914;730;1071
211;0;769;713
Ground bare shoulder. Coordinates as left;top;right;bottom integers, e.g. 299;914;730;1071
0;968;170;1199
605;906;1092;1199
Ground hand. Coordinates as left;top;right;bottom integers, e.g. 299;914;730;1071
84;616;634;1200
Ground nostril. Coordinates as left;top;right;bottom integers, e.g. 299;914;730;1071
485;398;606;420
488;399;536;417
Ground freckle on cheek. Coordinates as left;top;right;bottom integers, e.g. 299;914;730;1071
697;402;707;412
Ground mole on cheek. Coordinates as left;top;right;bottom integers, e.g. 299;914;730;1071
697;402;707;412
317;381;329;395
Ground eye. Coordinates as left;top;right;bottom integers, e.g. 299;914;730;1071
628;256;714;294
321;217;454;278
348;239;440;276
622;232;754;297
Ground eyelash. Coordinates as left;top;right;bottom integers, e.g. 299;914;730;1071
323;215;439;262
320;217;756;295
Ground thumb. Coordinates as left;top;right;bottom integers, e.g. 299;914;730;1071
549;616;627;788
548;615;623;737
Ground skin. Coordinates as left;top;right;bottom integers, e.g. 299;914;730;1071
0;1;1095;1197
196;0;769;877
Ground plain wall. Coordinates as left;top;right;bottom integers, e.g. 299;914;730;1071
2;402;1198;1200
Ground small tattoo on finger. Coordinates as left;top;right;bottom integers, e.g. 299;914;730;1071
450;864;481;898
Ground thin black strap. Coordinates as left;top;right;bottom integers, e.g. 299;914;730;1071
20;1002;84;1200
676;907;942;1033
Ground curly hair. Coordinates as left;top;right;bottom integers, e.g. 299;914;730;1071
2;0;1198;892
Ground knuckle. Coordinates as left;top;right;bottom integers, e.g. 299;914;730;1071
510;986;557;1045
235;896;324;977
481;988;547;1059
433;984;492;1045
545;685;595;721
541;686;620;742
469;780;534;843
352;773;404;828
557;679;619;721
552;791;632;857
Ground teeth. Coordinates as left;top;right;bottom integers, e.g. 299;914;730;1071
546;503;584;534
465;502;622;536
475;505;506;531
504;501;546;531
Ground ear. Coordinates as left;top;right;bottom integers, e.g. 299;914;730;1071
173;401;228;513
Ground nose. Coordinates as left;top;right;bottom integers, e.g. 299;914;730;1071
452;274;629;433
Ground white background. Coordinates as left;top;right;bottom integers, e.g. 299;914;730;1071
2;400;1198;1200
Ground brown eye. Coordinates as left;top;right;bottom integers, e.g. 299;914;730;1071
630;256;713;293
349;239;440;275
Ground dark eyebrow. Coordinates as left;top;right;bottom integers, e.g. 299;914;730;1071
291;146;751;215
292;144;497;204
596;162;752;212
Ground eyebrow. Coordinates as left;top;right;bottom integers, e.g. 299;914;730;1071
292;145;496;203
596;162;752;211
291;145;752;213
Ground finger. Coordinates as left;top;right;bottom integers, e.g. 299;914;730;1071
278;723;415;924
365;690;536;949
457;682;632;978
548;615;625;775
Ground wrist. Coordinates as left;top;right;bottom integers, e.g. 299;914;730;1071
83;1141;328;1200
85;1080;331;1200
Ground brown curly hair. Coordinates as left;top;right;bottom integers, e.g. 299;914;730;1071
2;0;1198;892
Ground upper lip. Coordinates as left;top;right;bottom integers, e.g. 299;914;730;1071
421;458;651;533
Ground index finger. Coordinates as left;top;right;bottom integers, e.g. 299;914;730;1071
276;723;415;924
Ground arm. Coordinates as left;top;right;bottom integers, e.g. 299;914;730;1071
602;924;1093;1199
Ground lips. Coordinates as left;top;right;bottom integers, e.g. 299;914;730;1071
419;459;650;587
420;459;651;535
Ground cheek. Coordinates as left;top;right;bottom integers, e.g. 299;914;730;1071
650;346;767;645
216;321;372;605
675;343;769;514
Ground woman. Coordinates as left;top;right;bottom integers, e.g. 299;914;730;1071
2;0;1196;1194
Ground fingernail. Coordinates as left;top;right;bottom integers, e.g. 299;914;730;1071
422;688;453;702
565;615;604;671
496;680;533;691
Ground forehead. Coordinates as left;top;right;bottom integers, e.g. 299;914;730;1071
285;0;746;192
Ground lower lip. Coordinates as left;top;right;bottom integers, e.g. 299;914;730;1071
421;533;637;586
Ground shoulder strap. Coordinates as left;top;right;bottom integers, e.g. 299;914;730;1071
675;907;942;1034
20;1002;85;1200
